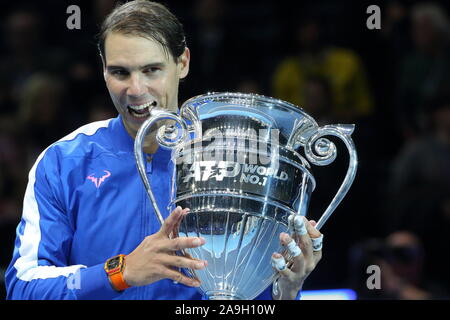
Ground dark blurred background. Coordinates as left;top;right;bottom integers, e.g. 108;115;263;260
1;0;450;300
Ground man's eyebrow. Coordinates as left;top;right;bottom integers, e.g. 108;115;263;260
106;62;165;71
140;62;165;69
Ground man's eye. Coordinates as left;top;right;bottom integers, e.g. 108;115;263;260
144;67;161;74
111;70;128;76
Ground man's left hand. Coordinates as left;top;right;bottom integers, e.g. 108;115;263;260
271;216;323;300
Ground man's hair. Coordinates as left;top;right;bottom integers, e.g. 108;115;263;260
97;0;186;61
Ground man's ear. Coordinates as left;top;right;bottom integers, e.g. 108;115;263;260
178;47;190;79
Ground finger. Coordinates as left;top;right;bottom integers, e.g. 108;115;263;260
165;268;201;287
171;208;190;238
271;252;295;280
286;237;302;257
162;236;206;252
160;206;183;237
310;234;323;264
306;219;323;263
291;217;314;263
288;214;307;242
279;232;305;274
306;219;322;238
311;235;323;252
162;254;208;270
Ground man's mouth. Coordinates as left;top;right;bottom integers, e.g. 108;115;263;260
127;101;158;118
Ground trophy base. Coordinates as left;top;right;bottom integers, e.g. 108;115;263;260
206;291;245;300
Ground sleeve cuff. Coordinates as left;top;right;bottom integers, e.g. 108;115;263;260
70;263;124;300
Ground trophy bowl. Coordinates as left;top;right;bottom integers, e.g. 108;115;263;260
134;92;357;300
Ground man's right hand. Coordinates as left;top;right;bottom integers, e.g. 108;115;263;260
122;206;207;287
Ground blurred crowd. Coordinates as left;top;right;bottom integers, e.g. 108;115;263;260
1;0;450;299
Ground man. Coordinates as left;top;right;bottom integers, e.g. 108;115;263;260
6;0;322;300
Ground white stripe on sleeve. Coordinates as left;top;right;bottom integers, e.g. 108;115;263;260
14;120;112;281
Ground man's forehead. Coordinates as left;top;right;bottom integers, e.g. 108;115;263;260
104;32;171;66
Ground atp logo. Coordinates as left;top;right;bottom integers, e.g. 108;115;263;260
87;170;111;189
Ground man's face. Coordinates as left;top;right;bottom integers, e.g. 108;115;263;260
103;32;190;139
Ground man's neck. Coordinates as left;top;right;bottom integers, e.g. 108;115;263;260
143;141;159;156
121;118;159;156
139;129;159;155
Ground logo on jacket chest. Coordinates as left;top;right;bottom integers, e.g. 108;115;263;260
86;170;111;188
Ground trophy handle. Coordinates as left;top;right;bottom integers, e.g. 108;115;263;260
304;124;358;231
134;109;193;226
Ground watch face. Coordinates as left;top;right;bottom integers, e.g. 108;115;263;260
107;257;120;269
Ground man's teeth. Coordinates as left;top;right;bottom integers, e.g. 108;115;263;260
130;110;148;118
127;101;158;118
128;101;156;111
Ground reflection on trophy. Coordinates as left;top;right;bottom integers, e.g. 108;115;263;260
134;92;357;300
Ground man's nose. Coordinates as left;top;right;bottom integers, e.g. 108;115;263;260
126;73;146;97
